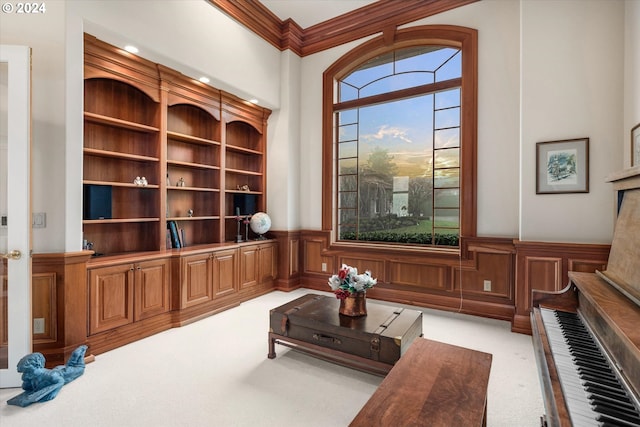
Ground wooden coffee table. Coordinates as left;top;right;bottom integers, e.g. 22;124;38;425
268;294;423;376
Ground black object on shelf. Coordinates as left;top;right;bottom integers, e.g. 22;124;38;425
83;185;112;220
234;194;257;215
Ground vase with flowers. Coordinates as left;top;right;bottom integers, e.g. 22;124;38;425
328;264;377;317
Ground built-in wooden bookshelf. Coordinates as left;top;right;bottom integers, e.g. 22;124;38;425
83;34;271;256
83;64;162;254
162;70;223;247
222;93;269;241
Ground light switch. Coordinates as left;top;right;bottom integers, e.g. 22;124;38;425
32;212;46;228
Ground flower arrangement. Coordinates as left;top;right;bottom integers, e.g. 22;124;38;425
328;264;377;300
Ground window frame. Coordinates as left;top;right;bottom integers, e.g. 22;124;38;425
322;25;478;250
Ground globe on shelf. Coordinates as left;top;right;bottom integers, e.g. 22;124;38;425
249;212;271;239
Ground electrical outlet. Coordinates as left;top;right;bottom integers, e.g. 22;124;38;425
33;318;45;334
483;280;491;292
321;262;327;272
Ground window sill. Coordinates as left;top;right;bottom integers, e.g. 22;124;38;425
328;240;460;257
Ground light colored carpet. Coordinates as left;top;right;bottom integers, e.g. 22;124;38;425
0;289;544;426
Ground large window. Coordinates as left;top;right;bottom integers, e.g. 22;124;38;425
323;26;477;248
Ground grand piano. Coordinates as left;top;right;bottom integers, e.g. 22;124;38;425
531;167;640;427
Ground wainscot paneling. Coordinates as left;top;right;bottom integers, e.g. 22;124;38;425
388;262;448;291
298;233;611;334
512;240;610;334
32;251;93;366
17;236;609;366
32;272;57;343
298;231;517;323
272;230;300;291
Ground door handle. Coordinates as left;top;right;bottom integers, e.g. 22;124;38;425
2;250;22;260
313;333;342;345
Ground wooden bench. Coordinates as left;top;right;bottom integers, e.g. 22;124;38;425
349;338;492;427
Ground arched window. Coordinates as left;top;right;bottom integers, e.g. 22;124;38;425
322;26;477;249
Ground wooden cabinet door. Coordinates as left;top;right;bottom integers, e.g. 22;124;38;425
134;258;170;321
258;243;277;285
180;253;212;308
239;246;258;290
212;249;238;298
89;264;135;335
240;242;277;290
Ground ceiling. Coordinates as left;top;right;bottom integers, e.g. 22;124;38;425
260;0;377;28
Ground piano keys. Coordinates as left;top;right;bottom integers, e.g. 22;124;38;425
532;272;640;427
538;307;640;426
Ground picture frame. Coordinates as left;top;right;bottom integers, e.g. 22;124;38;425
632;123;640;167
536;137;589;194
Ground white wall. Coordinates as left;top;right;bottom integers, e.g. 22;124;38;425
266;50;302;230
0;3;67;252
69;1;282;108
520;0;624;243
625;0;640;164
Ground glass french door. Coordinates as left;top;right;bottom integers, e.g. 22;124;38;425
0;45;32;388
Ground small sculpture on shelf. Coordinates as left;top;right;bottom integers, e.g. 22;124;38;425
177;177;185;187
236;184;250;191
133;176;148;186
187;209;194;218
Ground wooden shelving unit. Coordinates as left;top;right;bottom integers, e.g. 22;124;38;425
222;93;269;241
162;69;223;247
83;34;271;256
83;53;162;254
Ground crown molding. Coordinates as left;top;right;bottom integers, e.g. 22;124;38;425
207;0;479;57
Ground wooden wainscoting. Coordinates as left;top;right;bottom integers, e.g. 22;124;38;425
272;230;301;291
32;251;93;366
512;240;610;334
298;231;517;322
297;232;611;334
32;272;57;343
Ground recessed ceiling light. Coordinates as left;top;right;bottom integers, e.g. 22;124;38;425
249;98;259;104
199;76;210;84
124;45;139;54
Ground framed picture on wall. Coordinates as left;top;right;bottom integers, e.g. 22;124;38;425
536;137;589;194
632;123;640;167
